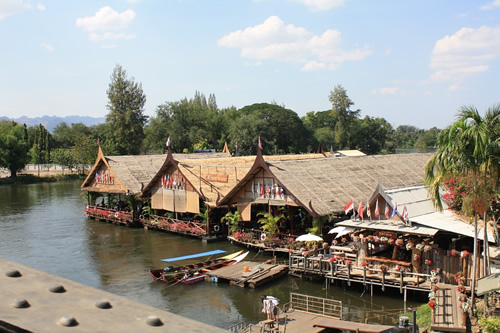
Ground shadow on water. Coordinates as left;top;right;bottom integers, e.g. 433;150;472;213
0;180;423;328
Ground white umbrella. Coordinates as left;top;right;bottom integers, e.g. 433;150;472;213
295;233;323;242
328;226;355;239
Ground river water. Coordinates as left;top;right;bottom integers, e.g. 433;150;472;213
0;180;421;329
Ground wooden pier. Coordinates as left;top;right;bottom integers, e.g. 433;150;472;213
431;286;466;333
206;261;288;288
289;254;433;302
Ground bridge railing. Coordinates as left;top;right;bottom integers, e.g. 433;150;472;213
289;292;342;319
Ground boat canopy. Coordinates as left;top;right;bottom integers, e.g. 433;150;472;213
161;249;226;262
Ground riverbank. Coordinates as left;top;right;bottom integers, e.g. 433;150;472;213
0;173;85;185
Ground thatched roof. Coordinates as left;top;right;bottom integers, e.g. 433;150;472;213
220;153;433;216
81;149;231;195
176;153;327;206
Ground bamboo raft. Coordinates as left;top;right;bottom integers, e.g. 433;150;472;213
206;261;288;288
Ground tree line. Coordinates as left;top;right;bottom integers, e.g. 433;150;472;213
0;64;440;177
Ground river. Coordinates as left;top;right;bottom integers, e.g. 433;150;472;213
0;180;421;329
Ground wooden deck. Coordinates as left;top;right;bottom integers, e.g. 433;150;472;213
431;286;466;333
206;261;288;288
252;311;394;333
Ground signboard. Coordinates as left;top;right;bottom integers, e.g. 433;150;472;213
205;173;229;183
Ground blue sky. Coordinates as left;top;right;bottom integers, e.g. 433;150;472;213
1;0;500;129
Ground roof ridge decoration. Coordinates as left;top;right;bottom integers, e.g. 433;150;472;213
81;144;115;190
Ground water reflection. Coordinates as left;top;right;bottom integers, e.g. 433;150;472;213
0;181;424;329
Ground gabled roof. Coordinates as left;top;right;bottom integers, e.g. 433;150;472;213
81;148;231;195
219;152;433;216
266;153;433;216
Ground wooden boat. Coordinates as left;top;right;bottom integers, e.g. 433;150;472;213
149;250;248;284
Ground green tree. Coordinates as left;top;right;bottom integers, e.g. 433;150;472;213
329;85;360;149
30;124;51;176
229;103;314;155
425;104;500;306
0;121;30;177
106;64;147;155
51;148;75;174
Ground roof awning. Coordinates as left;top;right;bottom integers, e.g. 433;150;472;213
477;273;500;296
336;219;439;237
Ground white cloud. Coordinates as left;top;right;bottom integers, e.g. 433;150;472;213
218;16;372;71
40;43;54;52
37;2;45;11
480;0;500;10
430;26;500;85
89;32;136;41
0;0;32;19
75;6;135;31
291;0;344;11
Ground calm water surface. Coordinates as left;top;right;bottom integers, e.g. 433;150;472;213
0;181;422;328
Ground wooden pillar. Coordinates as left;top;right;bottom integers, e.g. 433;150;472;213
392;245;399;260
358;241;368;265
206;205;210;236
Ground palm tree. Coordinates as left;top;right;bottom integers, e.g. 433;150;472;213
221;211;241;235
425;104;500;308
257;212;283;240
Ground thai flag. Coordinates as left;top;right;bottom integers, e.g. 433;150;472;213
366;200;371;218
384;202;389;219
402;204;408;222
391;202;398;218
166;136;171;147
344;200;354;215
258;136;262;149
357;201;363;219
374;200;379;218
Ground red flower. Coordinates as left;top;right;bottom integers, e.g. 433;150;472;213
425;259;432;266
361;261;367;267
428;300;436;309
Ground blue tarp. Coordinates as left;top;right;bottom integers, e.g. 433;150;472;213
161;249;226;262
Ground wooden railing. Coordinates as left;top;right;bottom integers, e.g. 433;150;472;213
84;206;133;224
290;293;342;319
144;215;207;238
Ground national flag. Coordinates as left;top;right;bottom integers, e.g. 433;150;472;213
344;200;354;215
358;200;363;219
384;202;389;219
402;204;408;222
366;200;371;218
374;200;379;218
390;202;398;218
166;136;171;148
96;137;100;146
258;136;263;149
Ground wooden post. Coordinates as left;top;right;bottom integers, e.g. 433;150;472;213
363;266;366;285
206;206;210;236
400;271;403;294
382;273;385;291
347;265;351;286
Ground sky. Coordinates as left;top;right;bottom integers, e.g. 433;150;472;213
1;0;500;130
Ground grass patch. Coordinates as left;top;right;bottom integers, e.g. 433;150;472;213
398;303;431;330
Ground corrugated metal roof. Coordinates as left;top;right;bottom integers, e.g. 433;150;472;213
336;219;439;236
411;210;495;242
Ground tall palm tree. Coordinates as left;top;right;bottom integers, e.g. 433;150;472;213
425;104;500;307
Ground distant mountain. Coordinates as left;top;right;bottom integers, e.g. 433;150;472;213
0;115;105;133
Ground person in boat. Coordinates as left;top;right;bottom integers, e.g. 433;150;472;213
261;295;279;321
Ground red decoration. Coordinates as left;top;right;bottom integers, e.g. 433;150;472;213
425;259;432;266
428;300;436;309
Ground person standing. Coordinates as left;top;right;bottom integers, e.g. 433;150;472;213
261;295;279;321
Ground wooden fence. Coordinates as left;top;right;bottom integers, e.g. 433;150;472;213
289;293;342;319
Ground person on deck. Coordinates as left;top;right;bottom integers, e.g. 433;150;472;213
261;295;279;321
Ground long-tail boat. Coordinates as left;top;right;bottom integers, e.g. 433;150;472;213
149;249;248;284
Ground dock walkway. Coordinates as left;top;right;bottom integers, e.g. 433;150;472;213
207;261;288;288
431;286;466;332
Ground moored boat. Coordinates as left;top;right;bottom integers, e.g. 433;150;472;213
149;250;247;284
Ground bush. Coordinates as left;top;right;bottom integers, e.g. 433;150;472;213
398;304;431;330
479;316;500;333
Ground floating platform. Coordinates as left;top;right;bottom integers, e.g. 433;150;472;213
206;261;288;288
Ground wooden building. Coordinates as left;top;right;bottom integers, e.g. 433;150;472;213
218;148;433;241
80;144;230;227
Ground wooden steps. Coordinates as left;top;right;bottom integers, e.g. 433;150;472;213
431;287;466;333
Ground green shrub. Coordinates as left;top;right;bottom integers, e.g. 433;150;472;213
479;316;500;333
398;304;431;330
